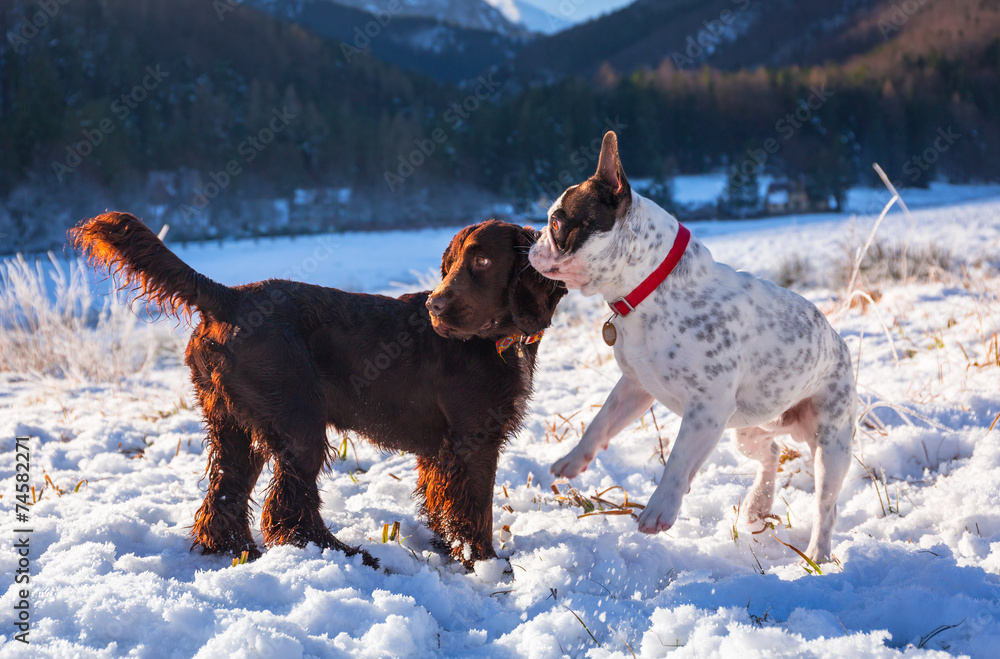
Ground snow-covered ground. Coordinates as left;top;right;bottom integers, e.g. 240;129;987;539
2;187;1000;657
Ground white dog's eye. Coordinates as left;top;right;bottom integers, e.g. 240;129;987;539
474;255;490;268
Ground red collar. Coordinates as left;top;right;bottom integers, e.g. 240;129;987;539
609;224;691;317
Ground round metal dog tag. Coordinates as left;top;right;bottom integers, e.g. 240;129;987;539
602;319;617;346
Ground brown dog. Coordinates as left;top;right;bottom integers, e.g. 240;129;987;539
70;213;565;567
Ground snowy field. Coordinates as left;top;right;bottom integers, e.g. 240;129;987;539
2;185;1000;657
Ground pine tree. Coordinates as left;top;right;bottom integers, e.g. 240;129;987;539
722;163;759;218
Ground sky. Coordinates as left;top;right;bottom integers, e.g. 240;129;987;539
519;0;635;25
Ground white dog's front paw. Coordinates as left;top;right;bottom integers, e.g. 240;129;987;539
550;447;594;479
636;490;680;534
745;500;779;527
804;540;832;565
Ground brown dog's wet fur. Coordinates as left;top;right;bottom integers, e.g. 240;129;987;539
70;213;565;568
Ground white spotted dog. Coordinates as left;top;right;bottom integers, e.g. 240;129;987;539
528;131;855;563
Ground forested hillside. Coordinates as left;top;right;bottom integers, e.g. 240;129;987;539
2;0;998;252
0;0;443;193
493;0;1000;198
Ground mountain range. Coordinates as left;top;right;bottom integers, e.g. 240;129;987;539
3;0;997;251
242;0;1000;87
240;0;538;81
512;0;1000;80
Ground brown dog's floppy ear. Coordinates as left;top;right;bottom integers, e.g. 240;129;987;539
441;224;477;278
509;226;568;335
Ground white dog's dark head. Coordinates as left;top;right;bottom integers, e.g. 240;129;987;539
528;131;638;295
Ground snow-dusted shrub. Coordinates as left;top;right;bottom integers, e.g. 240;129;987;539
387;267;442;296
839;240;957;291
861;241;955;284
773;254;815;291
0;253;174;381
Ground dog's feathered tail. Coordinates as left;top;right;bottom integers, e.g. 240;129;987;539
69;212;236;321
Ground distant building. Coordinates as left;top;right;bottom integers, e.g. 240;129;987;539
765;179;830;214
765;180;808;214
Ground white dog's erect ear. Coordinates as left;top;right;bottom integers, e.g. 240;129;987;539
595;131;629;198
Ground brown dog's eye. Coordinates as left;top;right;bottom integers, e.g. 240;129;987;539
550;218;561;233
474;255;490;269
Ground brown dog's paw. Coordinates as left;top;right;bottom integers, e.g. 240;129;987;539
452;541;497;570
240;545;264;562
429;536;452;555
191;539;262;562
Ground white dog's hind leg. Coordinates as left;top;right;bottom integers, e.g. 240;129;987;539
802;368;856;563
803;419;853;563
551;375;653;479
734;427;779;525
637;399;734;534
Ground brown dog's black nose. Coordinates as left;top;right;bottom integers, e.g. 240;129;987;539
426;295;447;316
